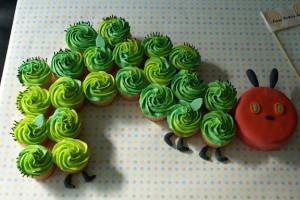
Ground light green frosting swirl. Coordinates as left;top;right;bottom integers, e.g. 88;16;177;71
98;16;131;48
13;115;48;146
139;84;175;118
204;80;237;113
167;101;202;138
201;111;236;146
51;49;84;79
171;70;207;103
144;57;177;86
52;138;90;173
16;86;51;116
141;34;173;57
83;71;117;102
49;77;85;109
17;145;53;177
47;108;81;142
116;66;149;96
84;46;114;72
169;44;201;70
17;58;50;87
113;39;144;68
65;22;98;52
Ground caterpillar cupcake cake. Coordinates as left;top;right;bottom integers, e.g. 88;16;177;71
17;57;52;89
142;32;173;58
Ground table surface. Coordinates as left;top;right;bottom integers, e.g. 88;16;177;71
0;0;299;199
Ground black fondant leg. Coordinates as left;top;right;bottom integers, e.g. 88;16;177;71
164;132;174;147
199;145;210;161
64;174;75;189
82;170;96;182
177;137;190;152
215;148;229;163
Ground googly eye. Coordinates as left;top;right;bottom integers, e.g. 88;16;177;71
274;103;284;115
250;102;261;114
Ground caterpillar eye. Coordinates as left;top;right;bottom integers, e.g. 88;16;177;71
274;103;284;115
250;102;261;114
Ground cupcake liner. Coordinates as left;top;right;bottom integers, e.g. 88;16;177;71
89;93;117;107
146;115;167;122
174;130;199;138
119;91;140;102
201;133;227;149
34;165;55;181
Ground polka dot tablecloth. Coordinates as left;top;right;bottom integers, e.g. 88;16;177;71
0;0;299;199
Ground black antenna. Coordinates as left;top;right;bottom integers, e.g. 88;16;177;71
270;68;278;88
246;69;259;87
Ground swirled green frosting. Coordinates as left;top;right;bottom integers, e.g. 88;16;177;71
144;57;177;86
17;145;53;177
51;49;84;78
204;80;237;113
13;115;48;145
167;99;202;137
139;84;175;118
98;16;131;48
83;71;117;102
49;77;85;109
65;22;98;52
16;86;51;116
52;138;90;173
84;46;114;72
47;108;81;142
116;66;149;96
141;33;173;58
17;58;50;87
113;39;144;68
201;111;236;147
169;44;201;70
171;70;207;102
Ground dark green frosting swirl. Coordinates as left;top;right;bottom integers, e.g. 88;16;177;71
116;66;149;96
113;39;144;68
201;111;236;146
169;44;201;70
141;33;173;57
65;22;98;52
17;58;50;87
84;46;114;72
51;49;84;79
204;80;237;112
52;138;90;173
13;115;48;146
98;16;131;48
17;145;53;177
139;84;175;118
144;57;177;86
49;77;85;109
16;86;51;116
47;108;81;142
171;70;207;102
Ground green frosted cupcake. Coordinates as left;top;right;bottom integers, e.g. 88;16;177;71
84;46;114;72
52;138;90;173
12;115;48;146
51;49;84;79
47;108;81;142
141;33;173;58
98;16;131;49
169;43;201;70
116;66;149;101
204;80;237;113
167;98;203;138
201;111;236;148
65;21;98;53
16;86;51;117
113;39;144;68
82;71;117;106
17;57;51;88
139;84;175;122
171;70;207;103
144;57;177;86
49;77;85;111
17;145;54;180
